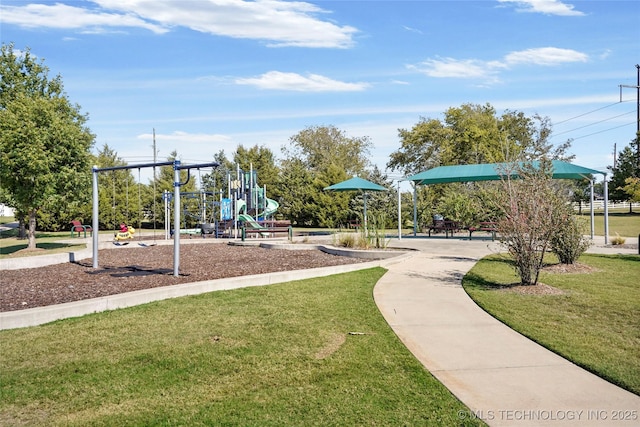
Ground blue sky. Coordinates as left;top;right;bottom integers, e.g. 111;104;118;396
2;0;639;185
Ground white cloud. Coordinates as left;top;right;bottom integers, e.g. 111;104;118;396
497;0;585;16
235;71;370;92
504;47;588;66
138;130;233;145
410;47;588;83
408;57;503;81
0;3;167;34
1;0;357;48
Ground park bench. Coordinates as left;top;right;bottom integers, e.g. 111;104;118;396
241;220;292;241
467;222;498;240
70;220;93;238
426;219;461;238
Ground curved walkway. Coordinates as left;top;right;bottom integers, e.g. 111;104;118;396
376;236;640;427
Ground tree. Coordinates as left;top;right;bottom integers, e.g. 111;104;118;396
200;150;235;196
0;44;95;248
609;143;640;201
387;103;572;176
279;125;372;226
622;177;640;202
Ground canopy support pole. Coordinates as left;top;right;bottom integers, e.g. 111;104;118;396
604;176;609;245
397;180;402;240
412;183;417;236
589;179;595;240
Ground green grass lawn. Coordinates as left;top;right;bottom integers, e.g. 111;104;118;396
0;268;485;426
0;228;86;257
463;253;640;395
576;211;640;238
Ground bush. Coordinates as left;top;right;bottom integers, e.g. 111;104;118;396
550;215;591;264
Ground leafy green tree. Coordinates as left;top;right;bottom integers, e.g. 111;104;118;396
201;150;234;196
387;103;572;176
609;143;640;201
279;125;373;226
0;44;94;247
622;177;640;202
234;145;279;190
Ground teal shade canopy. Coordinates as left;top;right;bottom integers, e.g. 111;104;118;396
324;176;388;192
406;160;605;185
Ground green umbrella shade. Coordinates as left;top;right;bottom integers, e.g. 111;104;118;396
323;176;388;192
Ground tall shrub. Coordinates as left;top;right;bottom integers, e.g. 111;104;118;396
550;214;591;264
495;161;564;285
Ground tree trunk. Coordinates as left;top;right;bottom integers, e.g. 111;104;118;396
27;209;37;250
18;220;26;239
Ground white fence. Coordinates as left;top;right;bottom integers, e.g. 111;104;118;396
573;201;640;211
0;204;15;217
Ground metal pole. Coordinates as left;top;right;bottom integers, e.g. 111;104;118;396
173;160;181;277
603;176;609;245
397;180;402;240
589;179;595;240
92;166;99;268
412;183;417;236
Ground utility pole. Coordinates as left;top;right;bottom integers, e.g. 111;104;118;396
619;64;640;169
613;142;617;169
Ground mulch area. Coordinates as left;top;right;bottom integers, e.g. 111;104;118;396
1;243;372;312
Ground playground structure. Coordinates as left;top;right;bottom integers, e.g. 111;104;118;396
164;163;285;239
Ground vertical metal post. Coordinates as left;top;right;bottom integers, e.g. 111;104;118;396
397;180;402;240
173;160;181;277
92;166;99;268
413;183;418;236
589;179;595;240
603;177;609;245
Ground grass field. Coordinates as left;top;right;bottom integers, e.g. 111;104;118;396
463;253;640;396
576;211;640;238
0;269;485;426
0;228;86;257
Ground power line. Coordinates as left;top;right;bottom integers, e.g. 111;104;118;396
552;100;632;126
565;122;635;142
552;110;636;137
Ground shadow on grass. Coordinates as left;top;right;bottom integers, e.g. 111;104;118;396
0;242;83;256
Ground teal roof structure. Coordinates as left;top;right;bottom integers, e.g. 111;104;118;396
406;160;605;185
324;176;388;192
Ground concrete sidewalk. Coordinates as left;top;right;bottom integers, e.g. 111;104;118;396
376;236;639;426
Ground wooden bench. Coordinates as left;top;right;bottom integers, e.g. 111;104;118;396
467;222;498;240
70;220;93;238
241;225;292;241
426;220;461;238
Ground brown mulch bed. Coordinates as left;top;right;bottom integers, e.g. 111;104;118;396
499;282;567;295
542;262;599;274
1;243;372;312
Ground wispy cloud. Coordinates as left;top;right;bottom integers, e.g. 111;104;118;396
410;47;588;84
402;25;423;35
235;71;370;92
408;57;504;83
0;0;357;48
504;47;588;65
497;0;585;17
0;2;167;34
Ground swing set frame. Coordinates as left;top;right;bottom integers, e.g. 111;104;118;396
92;159;219;277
